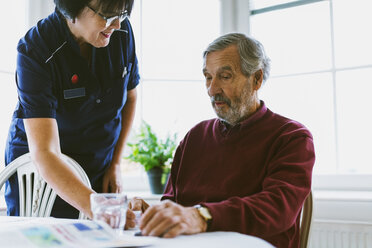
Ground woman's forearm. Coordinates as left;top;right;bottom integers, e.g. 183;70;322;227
24;118;95;218
33;151;95;218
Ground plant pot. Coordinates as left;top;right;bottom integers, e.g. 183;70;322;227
147;167;169;194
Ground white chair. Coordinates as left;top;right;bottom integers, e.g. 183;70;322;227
300;191;313;248
0;152;91;219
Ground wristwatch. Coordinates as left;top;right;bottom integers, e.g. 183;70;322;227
194;204;212;231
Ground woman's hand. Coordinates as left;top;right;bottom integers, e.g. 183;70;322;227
102;162;123;193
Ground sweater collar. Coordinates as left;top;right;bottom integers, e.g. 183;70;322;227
218;100;268;132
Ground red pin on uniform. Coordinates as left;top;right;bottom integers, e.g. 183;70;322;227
71;74;79;84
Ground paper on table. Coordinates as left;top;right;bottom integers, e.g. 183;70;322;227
0;217;155;248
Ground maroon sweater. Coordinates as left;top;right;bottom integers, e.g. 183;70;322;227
162;101;315;248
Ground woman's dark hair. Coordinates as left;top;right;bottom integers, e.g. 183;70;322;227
54;0;134;19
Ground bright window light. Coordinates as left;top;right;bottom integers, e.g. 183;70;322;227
250;0;372;175
0;0;27;158
130;0;221;141
250;1;332;76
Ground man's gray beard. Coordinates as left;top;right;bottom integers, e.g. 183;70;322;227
211;84;253;126
214;103;250;126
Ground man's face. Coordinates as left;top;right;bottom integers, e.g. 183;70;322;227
203;45;260;125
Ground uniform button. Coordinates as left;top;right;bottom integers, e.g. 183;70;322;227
96;99;101;104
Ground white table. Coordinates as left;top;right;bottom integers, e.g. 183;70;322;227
0;216;274;248
138;231;274;248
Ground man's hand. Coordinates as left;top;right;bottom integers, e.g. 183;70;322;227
102;162;123;193
125;197;150;229
139;200;207;238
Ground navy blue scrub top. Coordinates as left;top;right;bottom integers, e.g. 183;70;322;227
4;10;140;218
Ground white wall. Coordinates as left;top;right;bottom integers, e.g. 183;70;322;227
27;0;55;28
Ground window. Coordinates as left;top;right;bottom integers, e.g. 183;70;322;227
123;0;221;189
130;0;220;141
0;0;27;158
249;0;372;175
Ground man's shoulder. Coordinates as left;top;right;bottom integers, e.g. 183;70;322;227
179;118;219;143
189;118;219;132
266;109;313;139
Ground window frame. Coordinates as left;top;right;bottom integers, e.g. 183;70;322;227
220;0;372;190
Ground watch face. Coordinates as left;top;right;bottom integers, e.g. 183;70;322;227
199;207;212;220
194;205;212;231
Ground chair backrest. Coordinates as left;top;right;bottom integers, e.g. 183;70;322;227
300;191;313;248
0;153;91;219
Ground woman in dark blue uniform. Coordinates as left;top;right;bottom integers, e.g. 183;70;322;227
4;0;139;218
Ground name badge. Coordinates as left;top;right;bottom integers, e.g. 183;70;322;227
64;87;86;99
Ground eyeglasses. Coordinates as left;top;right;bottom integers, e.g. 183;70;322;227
87;5;128;28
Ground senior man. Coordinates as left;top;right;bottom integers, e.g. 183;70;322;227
127;33;315;248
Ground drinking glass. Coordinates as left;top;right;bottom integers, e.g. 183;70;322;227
90;193;128;230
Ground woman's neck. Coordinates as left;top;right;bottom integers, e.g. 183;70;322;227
80;43;92;63
66;19;92;65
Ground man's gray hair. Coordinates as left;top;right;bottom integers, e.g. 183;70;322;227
203;33;271;82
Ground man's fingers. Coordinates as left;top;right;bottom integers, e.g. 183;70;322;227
138;201;202;238
141;206;181;236
141;200;150;212
129;198;144;211
140;204;166;229
124;209;136;229
142;212;175;236
127;209;135;219
125;220;136;229
148;215;181;237
125;218;136;229
163;223;186;238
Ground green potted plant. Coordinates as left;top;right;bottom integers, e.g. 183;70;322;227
126;121;177;194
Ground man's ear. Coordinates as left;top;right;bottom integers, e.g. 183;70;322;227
254;69;263;90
